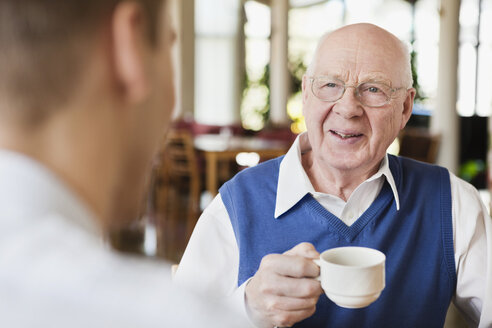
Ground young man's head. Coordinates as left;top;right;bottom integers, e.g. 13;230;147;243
0;0;176;229
0;0;164;123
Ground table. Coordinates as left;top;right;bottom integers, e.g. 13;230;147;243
194;134;290;196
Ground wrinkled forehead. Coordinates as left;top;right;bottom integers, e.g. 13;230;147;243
313;34;406;86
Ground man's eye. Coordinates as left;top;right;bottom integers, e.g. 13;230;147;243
324;82;337;88
367;86;380;93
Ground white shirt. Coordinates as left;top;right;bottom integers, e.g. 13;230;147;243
175;133;492;328
0;150;251;328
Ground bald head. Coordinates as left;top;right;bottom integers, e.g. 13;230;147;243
307;23;413;89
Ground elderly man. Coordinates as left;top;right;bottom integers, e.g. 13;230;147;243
175;23;492;327
0;1;250;327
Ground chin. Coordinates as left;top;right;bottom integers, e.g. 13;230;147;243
331;162;361;172
328;156;371;173
325;150;361;165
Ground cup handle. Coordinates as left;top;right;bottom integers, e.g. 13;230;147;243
313;258;322;282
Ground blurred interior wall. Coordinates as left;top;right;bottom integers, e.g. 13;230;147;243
171;0;195;119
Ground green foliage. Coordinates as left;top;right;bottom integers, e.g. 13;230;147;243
459;159;486;182
241;55;307;130
411;50;426;103
288;55;307;94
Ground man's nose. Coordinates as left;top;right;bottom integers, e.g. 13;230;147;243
332;86;364;118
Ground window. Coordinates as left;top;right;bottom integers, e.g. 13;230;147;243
458;0;492;117
195;0;241;125
242;1;271;131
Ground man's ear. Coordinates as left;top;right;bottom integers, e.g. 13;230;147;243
301;74;310;109
111;1;150;104
400;88;416;130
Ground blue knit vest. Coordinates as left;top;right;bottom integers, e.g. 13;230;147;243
220;155;456;328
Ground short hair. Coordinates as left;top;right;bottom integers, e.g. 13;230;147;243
0;0;165;125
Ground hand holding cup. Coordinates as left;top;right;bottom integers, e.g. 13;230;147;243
245;242;323;328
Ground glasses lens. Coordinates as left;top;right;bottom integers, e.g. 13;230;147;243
357;82;392;107
313;77;344;101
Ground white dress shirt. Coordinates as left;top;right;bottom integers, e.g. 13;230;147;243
0;150;251;328
175;133;492;328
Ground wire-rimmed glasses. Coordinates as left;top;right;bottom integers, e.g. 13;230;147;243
309;76;406;108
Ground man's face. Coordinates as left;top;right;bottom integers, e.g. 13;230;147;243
144;2;176;145
302;26;414;176
114;2;176;226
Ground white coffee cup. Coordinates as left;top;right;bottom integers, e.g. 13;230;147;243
313;246;386;309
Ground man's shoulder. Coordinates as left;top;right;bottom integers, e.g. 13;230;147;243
219;156;283;204
0;211;171;284
390;154;448;177
391;154;443;168
0;212;250;327
232;155;283;180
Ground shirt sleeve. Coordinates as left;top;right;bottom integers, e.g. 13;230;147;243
173;194;256;327
450;173;492;327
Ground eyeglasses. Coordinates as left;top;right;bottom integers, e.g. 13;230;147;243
309;76;406;108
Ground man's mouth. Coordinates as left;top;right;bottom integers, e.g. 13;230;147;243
330;130;363;139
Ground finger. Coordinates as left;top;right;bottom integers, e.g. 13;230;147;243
264;294;319;312
271;276;323;298
256;273;322;298
264;254;319;278
283;242;320;259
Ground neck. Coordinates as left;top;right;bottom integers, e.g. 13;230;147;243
301;150;381;201
0;103;122;230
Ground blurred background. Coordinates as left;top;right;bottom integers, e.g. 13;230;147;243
106;0;484;316
173;0;492;188
110;2;489;325
132;0;490;257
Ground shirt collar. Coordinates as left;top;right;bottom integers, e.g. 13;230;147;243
275;133;400;218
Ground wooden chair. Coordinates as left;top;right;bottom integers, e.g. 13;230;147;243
152;130;201;261
398;128;441;164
